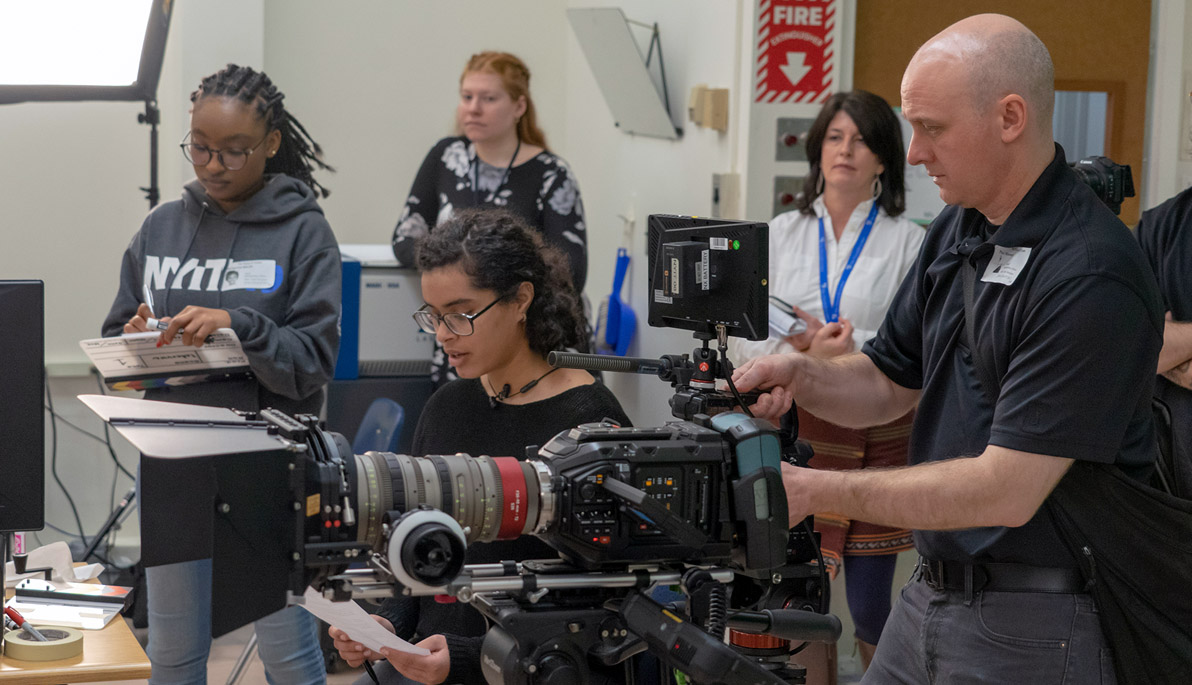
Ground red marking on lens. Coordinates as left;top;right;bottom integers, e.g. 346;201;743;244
493;457;529;539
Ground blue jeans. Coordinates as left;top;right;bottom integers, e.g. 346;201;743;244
863;573;1116;684
146;558;326;684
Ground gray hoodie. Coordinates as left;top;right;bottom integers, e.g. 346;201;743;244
103;174;341;415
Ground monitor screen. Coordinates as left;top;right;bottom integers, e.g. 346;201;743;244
0;280;44;532
646;215;768;340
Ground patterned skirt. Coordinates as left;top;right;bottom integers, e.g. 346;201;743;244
797;406;916;580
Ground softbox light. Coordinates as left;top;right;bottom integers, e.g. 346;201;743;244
0;0;172;105
0;0;175;206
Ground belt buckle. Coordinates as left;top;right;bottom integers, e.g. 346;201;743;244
921;559;945;590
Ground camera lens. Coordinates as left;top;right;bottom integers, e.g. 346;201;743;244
352;451;548;549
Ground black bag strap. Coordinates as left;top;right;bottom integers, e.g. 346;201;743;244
961;255;1000;404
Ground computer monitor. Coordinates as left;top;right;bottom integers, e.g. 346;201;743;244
0;280;44;532
646;215;768;341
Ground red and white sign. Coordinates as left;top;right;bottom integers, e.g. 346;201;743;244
755;0;837;103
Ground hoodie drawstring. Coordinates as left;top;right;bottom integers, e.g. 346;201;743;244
164;201;208;317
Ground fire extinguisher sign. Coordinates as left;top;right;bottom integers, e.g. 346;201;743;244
755;0;837;103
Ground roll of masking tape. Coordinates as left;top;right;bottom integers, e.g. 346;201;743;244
3;626;84;661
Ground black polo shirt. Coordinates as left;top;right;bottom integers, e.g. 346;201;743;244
863;144;1163;566
1136;186;1192;493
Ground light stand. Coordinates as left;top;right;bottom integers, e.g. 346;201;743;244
81;487;137;566
138;99;160;208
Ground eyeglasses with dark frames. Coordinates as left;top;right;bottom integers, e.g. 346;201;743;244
180;131;271;171
413;296;505;336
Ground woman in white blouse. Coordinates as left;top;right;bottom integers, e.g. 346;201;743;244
730;90;923;676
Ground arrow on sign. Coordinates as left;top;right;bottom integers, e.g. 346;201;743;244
779;52;811;87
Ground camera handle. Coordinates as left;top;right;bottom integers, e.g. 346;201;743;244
599;477;708;548
617;591;788;685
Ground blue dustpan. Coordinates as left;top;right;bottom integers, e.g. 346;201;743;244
605;248;636;356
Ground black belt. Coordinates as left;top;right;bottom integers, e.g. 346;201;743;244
918;558;1086;594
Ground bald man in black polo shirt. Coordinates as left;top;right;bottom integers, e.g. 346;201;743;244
735;13;1161;683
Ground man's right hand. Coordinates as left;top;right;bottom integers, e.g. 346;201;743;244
328;615;395;668
731;354;800;421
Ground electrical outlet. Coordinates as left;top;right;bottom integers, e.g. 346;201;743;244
772;175;805;218
712;173;740;218
776;118;815;162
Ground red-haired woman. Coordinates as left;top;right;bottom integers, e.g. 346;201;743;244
391;52;588;385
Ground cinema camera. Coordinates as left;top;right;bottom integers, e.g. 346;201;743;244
81;215;839;685
1070;155;1135;216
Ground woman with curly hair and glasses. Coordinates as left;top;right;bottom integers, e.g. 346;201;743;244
332;208;629;685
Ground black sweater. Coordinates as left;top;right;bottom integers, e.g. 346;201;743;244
377;378;631;684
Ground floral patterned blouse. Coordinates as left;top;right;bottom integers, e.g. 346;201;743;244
391;136;589;385
391;136;588;290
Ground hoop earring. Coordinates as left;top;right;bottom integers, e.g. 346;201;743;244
871;176;882;201
815;173;825;196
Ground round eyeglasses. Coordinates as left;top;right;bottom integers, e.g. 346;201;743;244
413;296;505;337
180;131;270;171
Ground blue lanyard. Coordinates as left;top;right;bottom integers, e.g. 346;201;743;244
818;200;880;323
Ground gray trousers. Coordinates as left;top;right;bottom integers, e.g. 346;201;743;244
863;573;1117;684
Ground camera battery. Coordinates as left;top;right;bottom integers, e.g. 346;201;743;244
662;240;722;298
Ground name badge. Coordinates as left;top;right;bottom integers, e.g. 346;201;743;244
981;246;1031;286
222;260;276;290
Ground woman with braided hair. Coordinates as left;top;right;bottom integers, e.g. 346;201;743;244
102;64;339;684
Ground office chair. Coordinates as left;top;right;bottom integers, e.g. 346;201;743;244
352;397;406;454
226;397;405;684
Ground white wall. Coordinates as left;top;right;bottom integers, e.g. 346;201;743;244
1181;0;1192;192
1143;0;1189;208
563;0;752;426
260;0;571;245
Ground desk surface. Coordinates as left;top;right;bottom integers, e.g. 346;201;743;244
2;584;151;684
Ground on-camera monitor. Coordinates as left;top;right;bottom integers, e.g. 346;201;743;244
646;215;768;340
